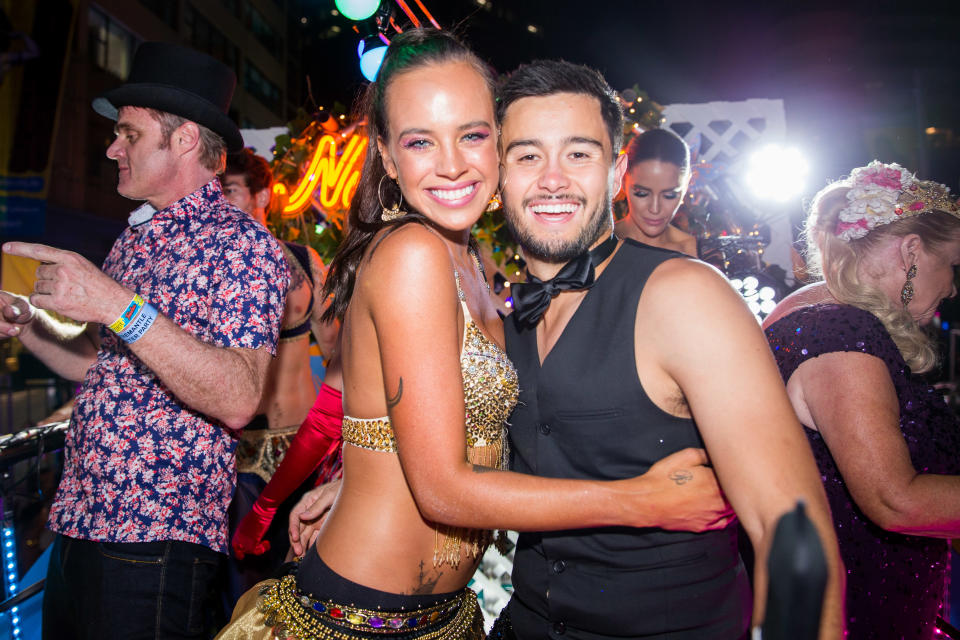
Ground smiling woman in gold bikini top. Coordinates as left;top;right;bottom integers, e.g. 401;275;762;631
341;262;519;568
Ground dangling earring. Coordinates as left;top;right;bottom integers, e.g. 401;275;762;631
900;263;917;307
485;192;502;212
378;174;406;222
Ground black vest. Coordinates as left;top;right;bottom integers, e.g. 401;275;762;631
505;239;750;639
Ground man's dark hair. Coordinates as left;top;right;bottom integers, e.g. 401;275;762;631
224;148;273;194
496;59;624;157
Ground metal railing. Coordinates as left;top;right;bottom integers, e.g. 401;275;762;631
0;377;75;436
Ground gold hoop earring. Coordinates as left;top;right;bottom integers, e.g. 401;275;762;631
485;192;502;212
378;174;406;222
901;263;917;307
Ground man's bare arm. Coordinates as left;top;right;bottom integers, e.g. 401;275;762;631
3;242;277;429
639;258;844;639
124;315;272;428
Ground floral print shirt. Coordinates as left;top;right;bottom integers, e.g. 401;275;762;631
47;179;289;553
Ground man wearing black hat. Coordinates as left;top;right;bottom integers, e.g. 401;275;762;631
0;43;289;637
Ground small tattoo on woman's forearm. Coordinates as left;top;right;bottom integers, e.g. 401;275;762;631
669;469;693;485
386;378;403;409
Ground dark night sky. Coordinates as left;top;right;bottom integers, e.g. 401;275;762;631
298;1;812;106
297;1;959;102
293;0;960;190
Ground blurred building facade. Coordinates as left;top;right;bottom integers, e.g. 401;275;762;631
3;0;304;263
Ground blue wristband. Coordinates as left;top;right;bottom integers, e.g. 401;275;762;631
117;302;158;344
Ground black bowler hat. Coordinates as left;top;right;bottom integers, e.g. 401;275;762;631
92;42;243;153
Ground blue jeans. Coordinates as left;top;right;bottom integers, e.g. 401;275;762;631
42;534;224;640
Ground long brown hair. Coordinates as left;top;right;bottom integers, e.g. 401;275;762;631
321;29;495;322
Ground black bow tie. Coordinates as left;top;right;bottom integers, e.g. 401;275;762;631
511;235;618;330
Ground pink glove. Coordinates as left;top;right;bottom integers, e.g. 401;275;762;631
231;383;343;558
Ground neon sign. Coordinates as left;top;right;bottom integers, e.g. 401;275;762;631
274;132;368;217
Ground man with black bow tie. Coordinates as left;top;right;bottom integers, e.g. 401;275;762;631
491;61;844;640
0;43;288;637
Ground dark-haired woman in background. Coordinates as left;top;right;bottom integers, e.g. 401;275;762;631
217;28;730;640
764;161;960;640
614;128;697;256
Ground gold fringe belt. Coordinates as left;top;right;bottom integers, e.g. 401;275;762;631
217;575;485;640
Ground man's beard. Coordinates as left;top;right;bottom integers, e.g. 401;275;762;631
503;191;613;264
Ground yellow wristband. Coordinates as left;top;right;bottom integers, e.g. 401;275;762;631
108;294;145;333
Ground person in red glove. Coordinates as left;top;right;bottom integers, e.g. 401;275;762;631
230;360;344;559
222;356;343;613
220;149;343;614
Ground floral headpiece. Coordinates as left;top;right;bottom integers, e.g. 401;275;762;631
833;160;960;241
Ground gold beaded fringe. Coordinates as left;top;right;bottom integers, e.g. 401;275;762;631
254;575;486;640
433;439;508;568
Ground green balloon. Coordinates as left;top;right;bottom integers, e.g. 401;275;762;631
335;0;381;21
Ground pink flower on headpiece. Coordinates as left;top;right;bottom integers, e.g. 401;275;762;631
860;166;903;190
909;201;925;211
836;219;870;236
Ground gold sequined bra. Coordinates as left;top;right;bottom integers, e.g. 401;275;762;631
341;265;519;567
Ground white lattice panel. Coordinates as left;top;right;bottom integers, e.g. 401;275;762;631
662;98;786;164
663;99;794;278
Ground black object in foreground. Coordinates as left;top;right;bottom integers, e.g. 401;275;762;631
760;501;828;640
936;615;960;639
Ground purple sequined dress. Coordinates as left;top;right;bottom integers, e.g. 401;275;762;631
766;303;960;640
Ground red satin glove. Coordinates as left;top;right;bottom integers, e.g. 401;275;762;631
231;383;344;559
232;500;274;559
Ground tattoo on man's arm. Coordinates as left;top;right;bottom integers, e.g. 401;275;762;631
386;378;403;409
669;469;693;485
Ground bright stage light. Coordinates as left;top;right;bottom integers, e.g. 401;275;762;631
731;273;781;322
744;144;809;203
358;36;388;82
335;0;381;21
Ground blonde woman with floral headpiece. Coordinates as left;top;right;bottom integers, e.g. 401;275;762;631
762;160;960;640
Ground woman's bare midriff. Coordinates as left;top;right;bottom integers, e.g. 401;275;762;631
312;445;483;596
